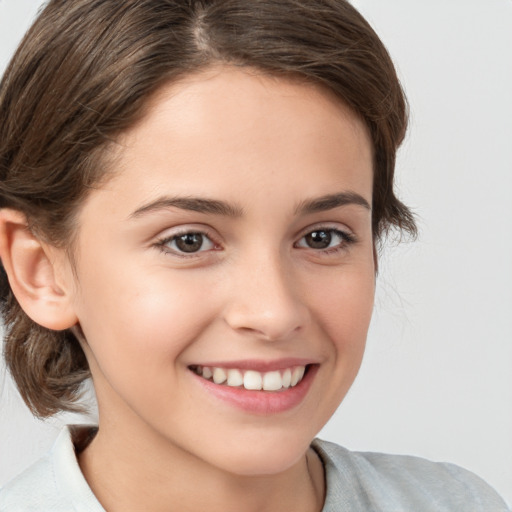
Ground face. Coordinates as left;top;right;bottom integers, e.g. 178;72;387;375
64;66;375;476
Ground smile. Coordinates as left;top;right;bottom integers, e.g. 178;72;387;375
189;365;307;392
189;362;318;414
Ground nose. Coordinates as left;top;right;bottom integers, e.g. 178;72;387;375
222;251;309;342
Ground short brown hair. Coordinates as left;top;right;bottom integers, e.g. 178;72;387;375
0;0;416;417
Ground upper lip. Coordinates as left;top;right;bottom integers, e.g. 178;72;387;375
188;358;316;372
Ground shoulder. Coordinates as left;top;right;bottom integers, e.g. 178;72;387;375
0;451;64;511
0;426;103;512
312;438;510;512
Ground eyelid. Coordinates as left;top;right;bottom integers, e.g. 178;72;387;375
295;221;355;240
294;224;357;251
153;225;222;257
151;222;356;258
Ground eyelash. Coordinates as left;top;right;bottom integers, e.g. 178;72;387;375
294;227;357;254
154;227;357;258
154;229;219;258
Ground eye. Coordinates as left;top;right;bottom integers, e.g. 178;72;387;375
158;231;216;255
295;228;354;251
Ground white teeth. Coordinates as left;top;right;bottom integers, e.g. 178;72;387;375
290;366;305;387
213;367;227;384
282;368;292;388
227;369;243;387
196;365;308;391
243;370;263;390
262;371;282;391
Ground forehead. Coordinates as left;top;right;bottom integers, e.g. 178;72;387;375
135;66;371;156
85;66;373;218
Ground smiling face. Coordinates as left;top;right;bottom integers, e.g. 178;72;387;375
63;66;375;476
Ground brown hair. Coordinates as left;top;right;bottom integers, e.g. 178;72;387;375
0;0;416;417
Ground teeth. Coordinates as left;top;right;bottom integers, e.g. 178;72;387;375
227;369;243;387
262;371;282;391
291;366;305;386
196;365;307;391
282;368;292;388
213;367;227;384
243;370;263;390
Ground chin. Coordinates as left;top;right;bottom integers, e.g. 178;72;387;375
223;450;308;477
202;428;316;477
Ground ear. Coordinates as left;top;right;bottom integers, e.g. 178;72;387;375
0;209;78;330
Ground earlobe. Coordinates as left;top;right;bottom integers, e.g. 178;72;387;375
0;209;78;330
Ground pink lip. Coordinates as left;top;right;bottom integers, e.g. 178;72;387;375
190;363;319;415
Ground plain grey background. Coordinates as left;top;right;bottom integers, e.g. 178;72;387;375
1;0;511;505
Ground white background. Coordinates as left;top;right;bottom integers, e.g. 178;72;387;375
1;0;511;505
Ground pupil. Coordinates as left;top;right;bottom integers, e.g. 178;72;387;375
176;233;203;253
306;230;331;249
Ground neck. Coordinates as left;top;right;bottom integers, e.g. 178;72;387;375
77;419;325;512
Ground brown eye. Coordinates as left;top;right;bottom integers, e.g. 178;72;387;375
296;228;354;251
304;230;332;249
167;232;214;254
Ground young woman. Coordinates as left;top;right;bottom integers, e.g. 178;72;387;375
0;1;508;510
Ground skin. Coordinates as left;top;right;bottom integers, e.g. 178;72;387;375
14;66;376;511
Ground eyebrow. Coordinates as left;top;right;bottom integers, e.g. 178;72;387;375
130;191;370;220
130;196;244;218
294;192;371;215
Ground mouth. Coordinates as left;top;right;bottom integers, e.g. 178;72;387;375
187;359;318;414
188;364;309;392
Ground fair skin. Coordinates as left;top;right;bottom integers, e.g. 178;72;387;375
0;66;375;511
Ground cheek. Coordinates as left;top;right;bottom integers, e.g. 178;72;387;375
313;263;375;337
73;268;223;423
74;264;219;377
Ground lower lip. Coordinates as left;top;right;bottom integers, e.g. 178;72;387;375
190;365;318;415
